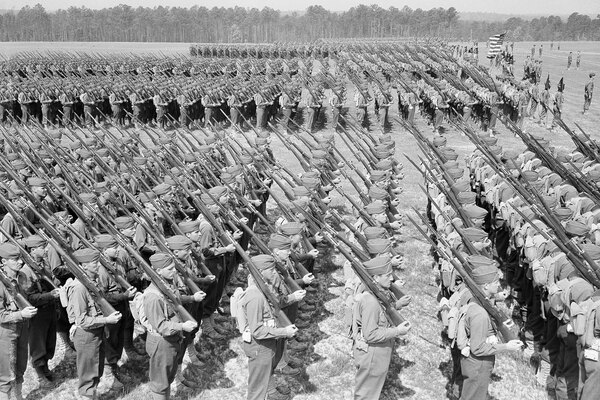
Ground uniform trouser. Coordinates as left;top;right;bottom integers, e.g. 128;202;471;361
407;105;416;124
584;97;592;112
353;341;393;400
331;107;340;130
104;300;127;365
156;107;166;128
256;107;265;130
42;103;52;125
434;109;444;129
180;107;189;128
202;258;225;318
281;108;292;131
242;337;283;400
555;331;579;400
62;105;73;126
133;105;142;123
459;354;495;400
84;105;95;126
380;107;389;128
111;105;122;123
0;322;28;393
551;110;561;128
230;107;240;127
489;109;498;130
73;327;104;398
20;104;29;124
578;347;600;399
462;106;472;122
356;107;367;126
529;101;538;116
306;107;316;131
29;304;57;368
146;333;182;395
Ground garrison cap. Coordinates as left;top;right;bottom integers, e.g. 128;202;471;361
469;263;499;286
448;168;464;180
268;234;292;250
28;177;46;187
368;186;389;200
375;159;394;171
364;226;387;240
239;154;254;164
133;157;147;166
565;220;590;237
23;235;46;248
370;170;389;183
279;222;304;236
208;186;227;199
78;149;93;159
139;191;157;204
581;243;600;261
6;153;19;162
363;256;392;276
152;183;172;196
73;248;100;263
115;216;135;230
462;204;488;219
463;227;488;242
166;235;193;251
200;193;216;205
251;254;276;270
451;181;471;194
367;238;392;255
0;243;20;259
11;159;27;170
149;253;173;269
458;191;476;205
365;201;386;215
432;136;447;147
301;177;320;191
95;234;118;249
292;186;311;198
554;255;576;281
79;193;97;203
178;220;199;234
521;171;539;182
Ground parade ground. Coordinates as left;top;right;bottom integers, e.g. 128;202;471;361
3;40;599;400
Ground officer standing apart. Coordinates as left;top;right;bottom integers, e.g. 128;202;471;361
583;72;595;114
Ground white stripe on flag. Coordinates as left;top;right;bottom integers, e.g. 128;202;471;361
487;33;505;59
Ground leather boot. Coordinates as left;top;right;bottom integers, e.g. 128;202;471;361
12;383;23;400
98;364;124;393
34;366;55;389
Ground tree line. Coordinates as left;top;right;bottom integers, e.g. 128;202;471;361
0;4;598;43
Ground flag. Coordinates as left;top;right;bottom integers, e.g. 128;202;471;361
487;32;506;59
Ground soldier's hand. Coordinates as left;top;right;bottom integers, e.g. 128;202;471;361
395;295;412;309
302;273;315;285
395;321;411;336
322;196;332;204
182;320;198;333
505;339;524;351
105;311;122;325
126;286;138;299
193;291;207;302
233;230;244;240
308;249;319;258
289;290;307;302
225;244;236;253
283;324;298;338
49;289;61;299
314;232;323;243
20;306;38;319
205;274;216;282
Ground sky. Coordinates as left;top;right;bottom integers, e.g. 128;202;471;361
2;0;599;16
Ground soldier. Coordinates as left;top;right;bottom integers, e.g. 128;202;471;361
355;86;370;129
17;88;32;125
278;88;294;133
583;72;595;114
550;78;565;132
539;76;551;127
80;89;96;129
153;90;169;130
22;235;60;388
329;85;344;131
576;51;581;70
240;255;298;400
528;80;539;119
0;243;38;400
459;261;523;400
59;87;75;127
67;248;122;400
567;52;573;70
254;90;269;132
352;256;411;399
144;253;197;400
109;89;124;127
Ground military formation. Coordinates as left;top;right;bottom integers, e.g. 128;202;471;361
0;40;597;400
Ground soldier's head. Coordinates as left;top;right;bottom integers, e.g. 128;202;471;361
95;235;119;259
29;177;47;198
166;235;193;260
268;234;292;261
23;235;47;260
364;256;393;289
115;216;136;238
469;256;501;296
252;255;279;285
0;243;23;274
74;248;101;278
151;253;177;281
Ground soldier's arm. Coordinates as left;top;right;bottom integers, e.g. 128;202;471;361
0;284;24;324
467;305;501;356
70;283;106;330
246;292;288;340
144;292;183;337
360;294;399;343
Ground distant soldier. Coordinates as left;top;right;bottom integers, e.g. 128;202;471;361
329;85;344;131
539;76;551;127
576;51;582;70
550;78;565;131
531;44;536;58
539;44;543;58
567;52;573;70
583;72;595;114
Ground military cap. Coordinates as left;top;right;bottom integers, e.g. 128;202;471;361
221;172;236;184
457;191;476;205
463;227;488;242
255;137;268;146
69;141;82;150
11;159;27;170
375;159;394;171
183;153;196;163
462;204;488;219
95;234;118;249
150;253;173;269
208;186;227;199
268;234;292;250
225;165;242;176
31;142;42;150
451;181;471;194
554;255;575;281
364;226;387;240
364;256;392;276
480;135;498;146
239;154;254;164
582;244;600;261
163;175;177;186
79;149;93;159
302;177;320;191
370;170;389;183
290;198;309;214
439;148;458;161
368;186;389;200
312;150;327;159
79;193;97;203
179;220;199;234
6;153;19;162
73;248;100;263
251;254;276;270
197;145;211;154
200;193;216;205
302;171;320;180
23;235;46;248
279;222;304;236
292;186;311;198
82;138;97;147
565;220;590;237
432;136;447;147
28;177;46;187
521;171;539;182
444;161;460;170
448;168;464;180
133;157;147;166
152;183;172;196
115;216;135;230
158;137;172;145
49;131;62;140
367;238;392;255
470;264;499;286
365;201;386;215
0;243;20;259
139;191;157;204
166;235;193;251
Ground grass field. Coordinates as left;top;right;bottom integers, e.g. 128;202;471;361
6;40;600;400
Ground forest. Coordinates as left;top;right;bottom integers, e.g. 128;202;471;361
0;4;599;43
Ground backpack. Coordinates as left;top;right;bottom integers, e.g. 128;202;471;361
446;287;470;340
230;286;248;334
130;291;152;333
62;278;77;324
454;303;474;354
573;298;600;348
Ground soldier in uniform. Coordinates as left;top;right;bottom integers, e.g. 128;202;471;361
0;243;38;400
351;256;411;399
550;78;565;132
583;72;595;114
144;253;197;400
329;85;344;131
67;248;122;400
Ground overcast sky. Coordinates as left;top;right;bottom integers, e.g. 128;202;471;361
2;0;599;15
